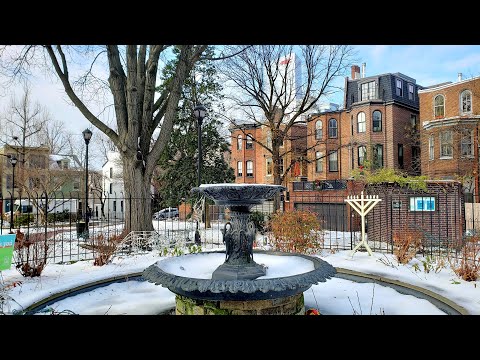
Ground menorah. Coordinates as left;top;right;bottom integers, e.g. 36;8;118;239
345;191;382;256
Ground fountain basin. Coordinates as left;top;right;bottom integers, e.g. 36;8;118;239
143;250;336;302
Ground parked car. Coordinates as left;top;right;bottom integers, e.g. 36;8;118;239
153;207;179;220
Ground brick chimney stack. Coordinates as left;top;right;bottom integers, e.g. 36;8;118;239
351;65;360;80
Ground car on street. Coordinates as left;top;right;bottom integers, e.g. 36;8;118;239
153;207;179;220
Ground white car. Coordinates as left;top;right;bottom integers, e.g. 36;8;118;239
153;207;179;220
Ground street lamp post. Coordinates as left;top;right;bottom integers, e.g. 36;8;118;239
9;156;17;234
82;128;92;234
193;104;207;245
194;104;207;187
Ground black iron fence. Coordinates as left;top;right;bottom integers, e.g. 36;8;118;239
0;184;477;265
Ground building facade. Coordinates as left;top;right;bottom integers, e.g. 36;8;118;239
419;75;480;199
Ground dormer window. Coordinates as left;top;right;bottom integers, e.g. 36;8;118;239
396;79;403;96
360;81;375;101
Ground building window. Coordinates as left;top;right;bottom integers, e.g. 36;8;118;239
357;112;366;133
434;95;445;118
351;147;355;169
398;144;404;169
408;83;414;100
315;151;324;173
372;110;382;132
350;115;354;136
440;130;453;158
328;118;337;138
246;160;254;177
460;90;472;114
328;151;338;172
360;81;376;101
372;144;383;169
461;129;473;157
109;183;113;194
266;131;272;148
237;161;242;177
315;120;323;140
410;114;417;128
409;196;435;212
121;201;124;213
396;79;403;96
429;135;434;160
278;158;284;175
237;135;243;150
110;167;113;178
246;134;253;149
266;158;273;176
113;200;117;212
6;175;12;190
73;181;80;190
357;146;366;166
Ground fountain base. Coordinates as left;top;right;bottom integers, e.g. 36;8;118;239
212;262;266;280
175;293;305;315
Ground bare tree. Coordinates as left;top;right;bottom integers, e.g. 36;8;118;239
35;118;70;154
219;45;353;186
1;45;209;232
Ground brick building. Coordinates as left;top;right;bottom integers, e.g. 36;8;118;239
230;122;307;186
419;74;480;199
306;64;422;181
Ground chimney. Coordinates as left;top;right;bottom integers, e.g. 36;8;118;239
458;73;463;81
351;65;360;79
361;63;366;78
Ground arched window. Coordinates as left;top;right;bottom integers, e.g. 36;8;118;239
434;95;445;118
372;110;382;132
237;135;243;150
460;90;472;114
357;112;366;133
315;120;323;140
328;118;337;138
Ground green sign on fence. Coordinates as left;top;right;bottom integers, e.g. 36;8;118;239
0;234;16;271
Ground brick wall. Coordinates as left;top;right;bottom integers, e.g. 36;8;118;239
366;181;464;248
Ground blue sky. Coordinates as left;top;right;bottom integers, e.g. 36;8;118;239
2;45;480;139
326;45;480;105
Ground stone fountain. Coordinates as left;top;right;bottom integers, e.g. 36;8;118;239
143;183;336;315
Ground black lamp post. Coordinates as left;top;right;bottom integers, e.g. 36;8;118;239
193;104;207;245
9;156;17;234
82;128;92;230
194;104;207;186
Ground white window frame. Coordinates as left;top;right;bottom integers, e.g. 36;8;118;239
357;112;366;133
237;161;242;177
434;95;445;118
396;79;403;96
328;151;338;172
440;130;453;158
409;196;435;212
460;90;472;114
328;118;338;138
408;83;414;100
246;160;254;177
315;120;323;140
360;81;375;101
245;134;254;150
358;146;366;166
372;110;382;132
237;135;243;150
315;151;324;173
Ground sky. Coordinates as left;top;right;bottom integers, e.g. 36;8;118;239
2;45;480;150
1;232;478;315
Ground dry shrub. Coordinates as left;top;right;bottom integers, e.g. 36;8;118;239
392;229;423;264
14;229;51;277
85;232;125;266
268;210;323;255
449;238;480;282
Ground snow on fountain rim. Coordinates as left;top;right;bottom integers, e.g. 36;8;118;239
155;253;314;279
